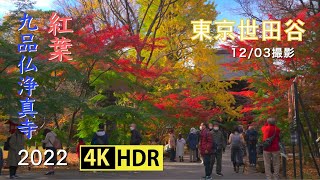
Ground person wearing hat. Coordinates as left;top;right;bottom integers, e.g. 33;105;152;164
210;121;226;177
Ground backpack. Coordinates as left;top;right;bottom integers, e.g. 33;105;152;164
49;135;62;149
248;133;257;144
3;137;11;151
95;134;107;145
53;137;62;149
231;133;242;148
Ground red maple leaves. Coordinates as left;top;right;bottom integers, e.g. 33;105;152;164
221;9;320;121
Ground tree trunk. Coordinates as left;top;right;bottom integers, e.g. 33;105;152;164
53;113;60;130
66;108;80;151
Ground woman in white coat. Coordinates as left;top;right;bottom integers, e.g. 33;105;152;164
176;133;186;162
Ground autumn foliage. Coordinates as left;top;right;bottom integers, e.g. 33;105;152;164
221;9;320;122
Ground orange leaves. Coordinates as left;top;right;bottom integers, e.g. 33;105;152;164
241;105;255;113
50;70;64;77
230;90;255;98
5;67;17;74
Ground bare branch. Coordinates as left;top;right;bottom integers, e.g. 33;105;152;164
139;0;153;32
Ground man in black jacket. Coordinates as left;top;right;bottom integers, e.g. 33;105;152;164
211;121;226;177
130;124;142;145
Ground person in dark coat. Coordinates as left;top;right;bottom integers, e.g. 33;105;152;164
245;125;258;166
130;123;142;145
211;121;226;177
186;127;198;162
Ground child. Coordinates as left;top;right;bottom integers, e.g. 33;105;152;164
76;138;85;158
0;145;3;175
176;133;186;162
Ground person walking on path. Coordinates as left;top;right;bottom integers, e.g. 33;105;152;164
245;125;258;166
130;123;142;145
8;128;25;179
187;128;198;162
211;121;226;177
261;118;281;180
42;128;58;175
199;123;213;180
168;129;176;162
229;127;246;173
176;133;186;162
91;123;109;145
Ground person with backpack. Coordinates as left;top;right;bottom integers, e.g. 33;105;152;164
42;128;58;175
91;123;109;145
261;118;281;180
245;125;258;166
130;123;142;145
229;127;246;173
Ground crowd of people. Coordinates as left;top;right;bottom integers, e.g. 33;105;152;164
166;118;282;180
0;118;282;180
